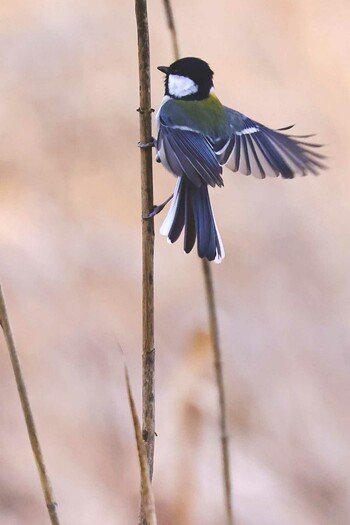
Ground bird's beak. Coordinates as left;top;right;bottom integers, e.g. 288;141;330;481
157;66;169;74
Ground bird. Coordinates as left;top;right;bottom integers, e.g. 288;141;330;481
148;57;325;263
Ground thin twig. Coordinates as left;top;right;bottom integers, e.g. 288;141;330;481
123;353;157;525
0;284;61;525
202;260;233;525
162;0;180;62
135;0;155;522
160;4;234;523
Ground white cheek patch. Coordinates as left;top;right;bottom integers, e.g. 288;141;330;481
168;74;199;98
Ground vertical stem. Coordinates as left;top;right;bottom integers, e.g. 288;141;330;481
160;2;234;523
202;260;233;525
135;0;155;522
0;285;61;525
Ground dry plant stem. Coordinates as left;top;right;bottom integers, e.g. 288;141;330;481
135;0;155;474
160;1;234;522
0;285;60;525
135;0;155;522
202;260;233;525
124;359;157;525
162;0;180;61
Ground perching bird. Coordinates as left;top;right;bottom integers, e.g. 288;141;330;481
150;57;325;263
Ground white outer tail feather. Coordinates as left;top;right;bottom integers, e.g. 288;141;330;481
160;177;181;239
212;209;225;263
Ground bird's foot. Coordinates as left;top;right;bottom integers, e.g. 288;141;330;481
138;137;156;149
143;194;174;219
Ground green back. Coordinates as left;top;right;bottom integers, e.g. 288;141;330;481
160;93;231;139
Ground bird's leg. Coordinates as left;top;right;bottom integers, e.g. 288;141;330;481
138;137;157;149
143;194;174;219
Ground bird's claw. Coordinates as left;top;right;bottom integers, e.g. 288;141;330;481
138;137;156;149
143;194;174;220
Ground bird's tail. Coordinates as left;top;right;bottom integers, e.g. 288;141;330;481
160;177;225;263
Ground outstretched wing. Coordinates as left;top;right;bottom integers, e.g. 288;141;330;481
223;108;326;179
157;120;224;188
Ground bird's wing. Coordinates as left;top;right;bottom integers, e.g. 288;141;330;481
157;120;224;188
223;108;326;179
156;98;228;188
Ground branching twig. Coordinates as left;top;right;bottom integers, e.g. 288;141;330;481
160;4;234;524
135;0;155;522
0;284;61;525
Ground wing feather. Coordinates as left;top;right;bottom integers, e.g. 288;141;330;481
225;134;241;172
246;135;266;179
158;123;223;188
239;135;251;175
224;108;326;179
250;135;279;177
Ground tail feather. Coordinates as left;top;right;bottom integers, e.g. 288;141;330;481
160;177;225;263
160;177;183;241
184;184;196;253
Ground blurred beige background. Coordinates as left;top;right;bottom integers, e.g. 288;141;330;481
0;0;349;524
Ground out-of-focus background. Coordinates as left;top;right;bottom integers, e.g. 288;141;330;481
0;0;349;523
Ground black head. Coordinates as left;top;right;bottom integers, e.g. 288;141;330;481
158;57;214;101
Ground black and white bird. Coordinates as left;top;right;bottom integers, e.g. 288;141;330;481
152;57;325;262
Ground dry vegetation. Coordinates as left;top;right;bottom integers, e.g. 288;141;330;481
0;0;349;524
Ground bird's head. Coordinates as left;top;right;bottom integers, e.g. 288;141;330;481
158;57;214;101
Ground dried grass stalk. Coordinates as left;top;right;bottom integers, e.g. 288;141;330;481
124;357;157;525
135;0;156;522
0;284;61;525
202;260;233;525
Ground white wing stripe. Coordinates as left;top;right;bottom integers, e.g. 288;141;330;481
236;127;259;135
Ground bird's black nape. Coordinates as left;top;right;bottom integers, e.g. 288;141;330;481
159;57;214;101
